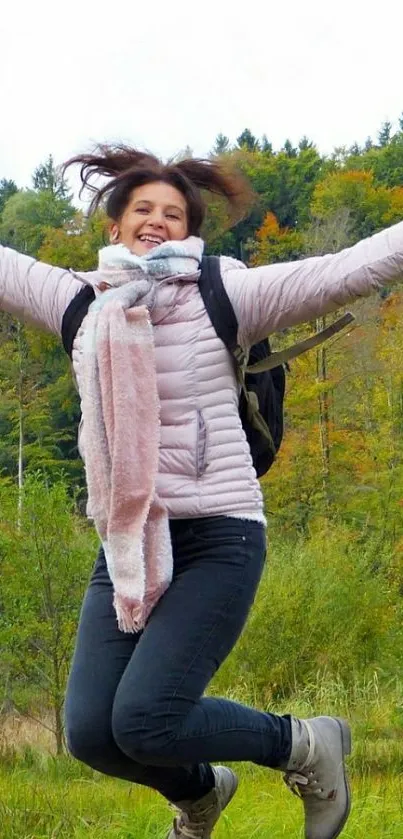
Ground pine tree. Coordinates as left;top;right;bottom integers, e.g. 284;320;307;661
32;154;71;201
0;178;18;217
236;129;259;151
378;120;392;147
283;139;297;158
261;134;273;153
212;133;231;154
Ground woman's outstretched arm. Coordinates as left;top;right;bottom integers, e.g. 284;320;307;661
0;245;85;335
221;221;403;344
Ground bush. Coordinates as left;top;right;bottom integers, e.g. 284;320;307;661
0;474;97;752
210;523;403;705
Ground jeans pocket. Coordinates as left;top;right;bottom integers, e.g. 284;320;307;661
188;516;248;546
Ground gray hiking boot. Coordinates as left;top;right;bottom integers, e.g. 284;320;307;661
166;765;238;839
283;716;352;839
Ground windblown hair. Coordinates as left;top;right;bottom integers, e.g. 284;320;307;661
63;145;251;235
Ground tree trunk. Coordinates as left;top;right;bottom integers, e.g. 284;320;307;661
316;316;331;509
17;321;24;528
54;700;65;756
52;647;66;755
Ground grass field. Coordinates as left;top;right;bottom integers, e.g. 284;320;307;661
1;758;402;839
1;674;402;839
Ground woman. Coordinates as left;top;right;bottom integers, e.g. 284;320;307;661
1;146;403;839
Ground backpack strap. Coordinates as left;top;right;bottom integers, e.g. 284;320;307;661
198;256;355;372
246;312;356;373
198;255;247;366
199;256;275;449
61;284;96;358
198;256;357;454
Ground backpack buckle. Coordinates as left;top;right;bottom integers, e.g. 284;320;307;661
233;345;247;368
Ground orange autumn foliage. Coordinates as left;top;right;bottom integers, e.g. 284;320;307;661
249;211;304;265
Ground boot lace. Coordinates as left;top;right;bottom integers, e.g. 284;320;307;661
173;800;216;839
283;720;325;798
284;770;324;798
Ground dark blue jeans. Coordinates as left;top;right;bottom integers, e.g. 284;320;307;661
65;516;291;803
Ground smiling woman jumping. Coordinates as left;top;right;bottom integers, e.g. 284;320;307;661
1;145;403;839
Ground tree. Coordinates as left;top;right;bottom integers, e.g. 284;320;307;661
302;213;356;507
331;146;349;167
236;128;260;151
298;136;314;152
0;189;75;256
303;207;354;255
32;154;71;201
212;133;231;155
248;211;304;265
231;143;323;246
283;139;297;158
0;314;84;498
38;210;106;271
378;120;392;147
170;146;193;163
342;123;403;190
310;169;402;240
348;142;361;156
0;475;96;753
203;141;325;258
361;133;403;189
261;135;273;154
0;178;18;217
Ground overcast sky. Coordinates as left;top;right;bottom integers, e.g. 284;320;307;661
1;0;402;193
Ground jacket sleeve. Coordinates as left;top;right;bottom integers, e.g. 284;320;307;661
220;221;403;346
0;245;84;335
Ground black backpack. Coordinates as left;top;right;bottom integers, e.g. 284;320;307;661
62;256;354;478
198;256;284;477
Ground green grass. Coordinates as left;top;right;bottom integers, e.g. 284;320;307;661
1;675;403;839
0;757;402;839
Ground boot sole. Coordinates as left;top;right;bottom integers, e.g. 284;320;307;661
332;718;352;839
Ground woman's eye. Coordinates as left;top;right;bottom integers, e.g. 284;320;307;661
167;214;180;220
136;207;149;214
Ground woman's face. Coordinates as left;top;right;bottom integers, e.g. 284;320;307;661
110;181;188;255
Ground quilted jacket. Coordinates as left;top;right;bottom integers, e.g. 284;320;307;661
1;221;403;520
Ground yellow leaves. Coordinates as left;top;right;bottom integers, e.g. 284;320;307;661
312;170;382;216
260;289;403;534
382;186;403;226
376;293;403;371
312;170;371;212
310;168;402;238
38;211;107;271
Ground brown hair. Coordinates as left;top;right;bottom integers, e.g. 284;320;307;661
63;144;251;235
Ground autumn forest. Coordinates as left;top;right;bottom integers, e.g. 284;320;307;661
1;119;403;811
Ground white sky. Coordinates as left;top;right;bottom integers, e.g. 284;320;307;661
1;0;402;193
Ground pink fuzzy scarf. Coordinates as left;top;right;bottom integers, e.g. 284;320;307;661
80;238;203;632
